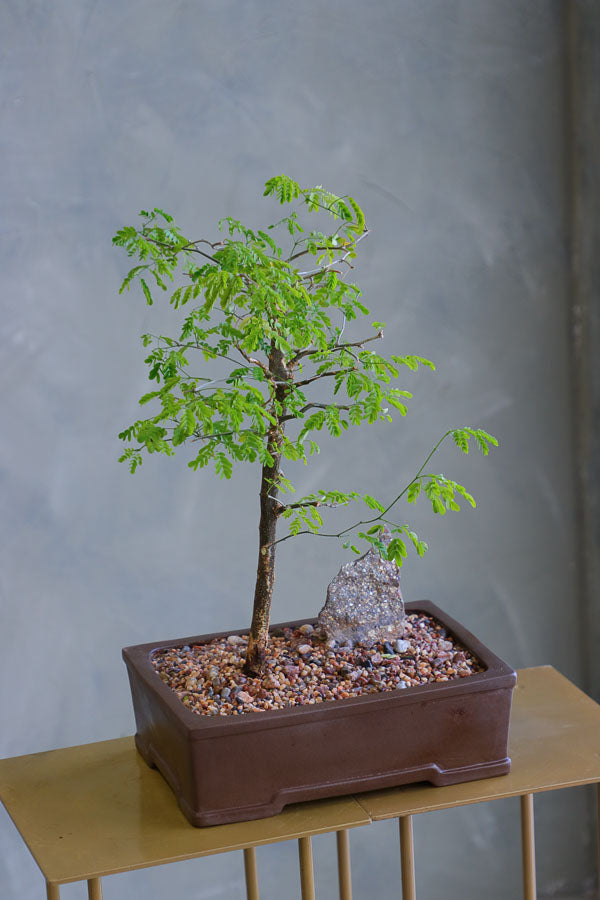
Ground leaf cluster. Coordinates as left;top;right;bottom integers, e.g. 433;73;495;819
114;177;498;563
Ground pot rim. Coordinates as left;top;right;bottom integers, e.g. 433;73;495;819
122;600;516;740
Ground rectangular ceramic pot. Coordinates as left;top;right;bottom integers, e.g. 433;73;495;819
122;600;516;827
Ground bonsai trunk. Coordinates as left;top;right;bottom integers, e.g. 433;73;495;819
244;453;281;675
244;348;289;676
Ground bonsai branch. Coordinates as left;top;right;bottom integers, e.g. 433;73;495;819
297;228;371;278
280;402;351;424
234;344;272;379
267;430;454;549
289;331;383;367
145;236;220;265
190;427;265;443
292;369;353;389
275;499;346;515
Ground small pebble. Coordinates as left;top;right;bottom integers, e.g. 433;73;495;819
151;614;483;717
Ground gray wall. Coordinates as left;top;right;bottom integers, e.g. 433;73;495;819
1;2;596;898
568;1;600;706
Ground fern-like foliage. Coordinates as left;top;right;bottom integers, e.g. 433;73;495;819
114;177;498;566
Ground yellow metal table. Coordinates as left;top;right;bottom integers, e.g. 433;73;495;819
1;666;599;899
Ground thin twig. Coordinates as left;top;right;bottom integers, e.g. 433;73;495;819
297;229;371;277
234;344;272;379
146;236;218;265
277;499;347;514
293;369;351;389
267;430;453;549
190;427;264;443
280;401;351;423
289;330;383;367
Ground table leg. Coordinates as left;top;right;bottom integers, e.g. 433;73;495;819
298;836;316;900
596;783;600;899
243;847;260;900
336;829;352;900
399;815;416;900
87;878;103;899
520;793;537;900
46;883;60;900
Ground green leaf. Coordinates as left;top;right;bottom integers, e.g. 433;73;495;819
347;196;365;234
140;278;153;305
455;483;476;508
407;481;421;503
391;354;435;372
387;538;407;562
363;494;385;512
263;175;301;204
452;429;469;454
153;207;173;223
118;448;143;473
215;453;233;479
349;404;363;425
139;389;160;406
325;406;342;437
172;422;188;446
367;524;383;535
184;407;196;434
465;427;499;455
387;396;407;415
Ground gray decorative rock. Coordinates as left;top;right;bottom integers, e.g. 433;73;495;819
317;533;406;646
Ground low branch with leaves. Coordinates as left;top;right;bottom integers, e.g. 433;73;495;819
114;175;498;676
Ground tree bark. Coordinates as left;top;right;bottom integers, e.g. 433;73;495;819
244;453;281;675
244;348;289;676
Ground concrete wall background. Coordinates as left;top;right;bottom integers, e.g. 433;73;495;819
1;1;595;897
568;1;600;708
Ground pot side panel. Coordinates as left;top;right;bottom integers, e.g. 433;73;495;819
186;687;512;823
126;660;513;825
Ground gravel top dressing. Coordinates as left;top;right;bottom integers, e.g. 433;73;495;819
151;612;485;717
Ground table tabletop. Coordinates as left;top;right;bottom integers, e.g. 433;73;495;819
1;665;599;886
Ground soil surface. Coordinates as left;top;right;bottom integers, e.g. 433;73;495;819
151;612;485;717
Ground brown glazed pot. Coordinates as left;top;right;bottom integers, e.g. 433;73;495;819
122;600;516;827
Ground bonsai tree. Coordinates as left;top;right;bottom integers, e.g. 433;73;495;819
113;175;497;675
